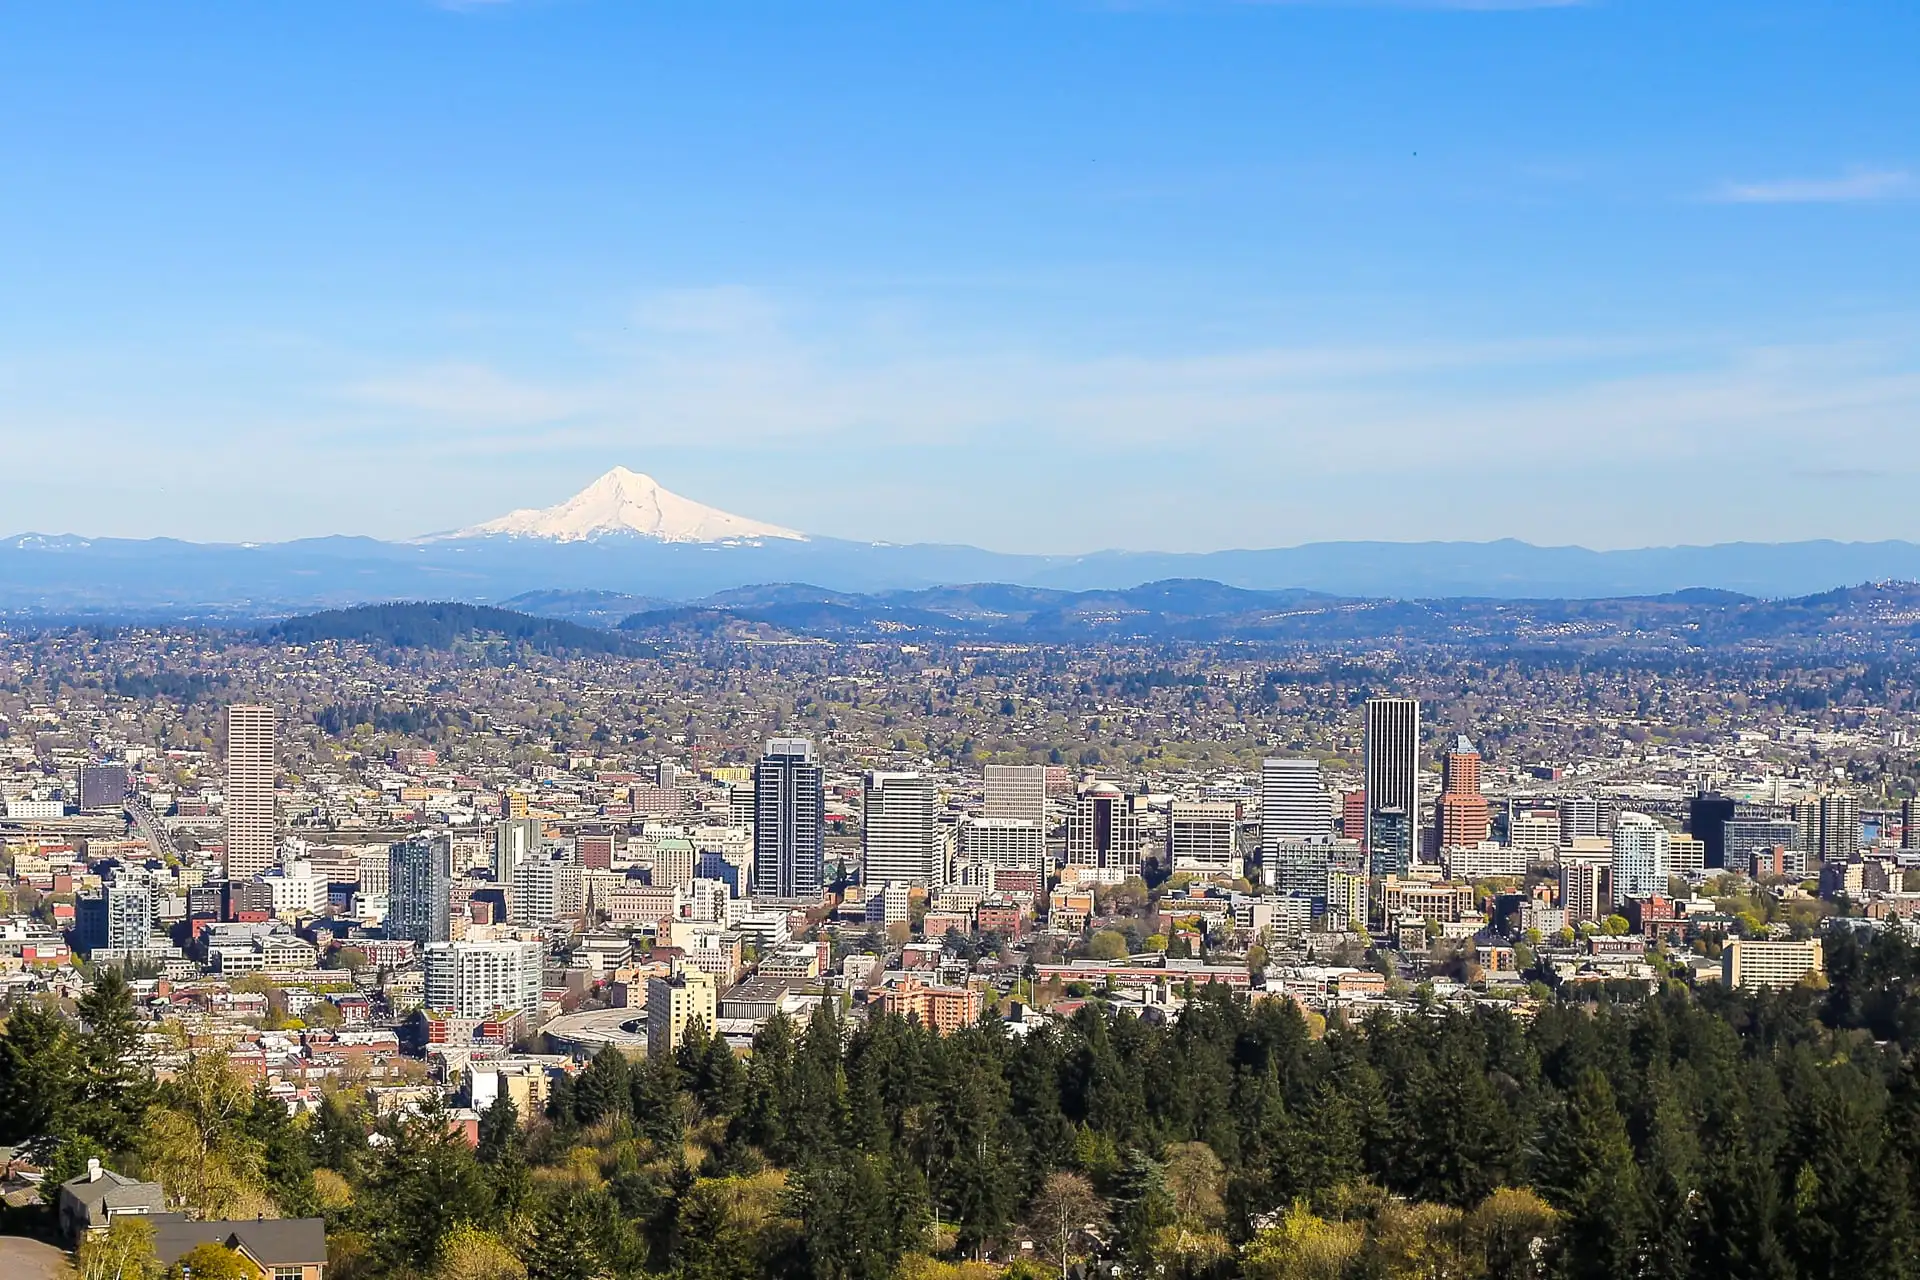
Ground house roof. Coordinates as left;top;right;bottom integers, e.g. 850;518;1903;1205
152;1217;328;1267
58;1169;164;1224
60;1168;158;1204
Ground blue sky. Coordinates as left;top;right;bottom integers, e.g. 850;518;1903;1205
1;0;1915;552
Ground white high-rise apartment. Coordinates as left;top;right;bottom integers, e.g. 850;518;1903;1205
224;705;277;881
1610;812;1671;906
1363;698;1421;861
1168;801;1240;877
423;939;543;1019
1559;796;1602;846
647;962;718;1057
1261;758;1331;853
864;772;940;886
984;764;1048;829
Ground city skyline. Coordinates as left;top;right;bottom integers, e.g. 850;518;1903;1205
6;5;1917;1275
1;3;1915;550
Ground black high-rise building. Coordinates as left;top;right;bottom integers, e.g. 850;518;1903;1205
389;833;453;944
751;738;825;903
1688;793;1738;869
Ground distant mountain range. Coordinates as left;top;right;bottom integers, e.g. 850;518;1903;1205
9;468;1920;617
259;580;1920;655
610;578;1920;650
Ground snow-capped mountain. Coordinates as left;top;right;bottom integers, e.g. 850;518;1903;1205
437;467;807;544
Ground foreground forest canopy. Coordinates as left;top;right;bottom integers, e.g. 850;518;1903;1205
8;926;1920;1280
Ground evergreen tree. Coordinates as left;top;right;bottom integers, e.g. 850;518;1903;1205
631;1050;686;1145
791;1152;922;1280
0;999;82;1156
355;1105;493;1274
1534;1069;1645;1280
921;1025;1016;1257
1108;1147;1175;1270
74;968;154;1155
1634;1067;1699;1280
475;1091;529;1214
527;1189;613;1280
1782;1066;1916;1280
738;1011;797;1159
244;1085;315;1216
475;1090;521;1165
1691;1131;1792;1280
309;1088;366;1180
573;1044;633;1127
784;1003;848;1162
693;1026;748;1120
1006;1026;1073;1200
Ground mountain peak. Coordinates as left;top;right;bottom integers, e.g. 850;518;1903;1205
438;468;807;544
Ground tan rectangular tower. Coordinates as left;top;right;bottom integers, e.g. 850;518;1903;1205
224;704;277;881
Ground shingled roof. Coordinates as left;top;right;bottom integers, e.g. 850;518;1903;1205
152;1216;327;1268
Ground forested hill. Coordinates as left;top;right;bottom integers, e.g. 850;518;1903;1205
259;601;643;656
10;929;1920;1280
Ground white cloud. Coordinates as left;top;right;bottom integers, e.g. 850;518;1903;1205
1714;169;1914;204
339;294;1920;494
11;286;1919;546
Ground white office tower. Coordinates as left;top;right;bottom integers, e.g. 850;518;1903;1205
493;818;541;886
1363;698;1421;861
752;738;825;903
1261;758;1330;886
389;833;454;944
1065;782;1142;880
423;939;543;1019
512;857;584;927
1169;801;1240;877
224;705;277;881
1610;812;1671;906
864;772;940;886
984;764;1048;829
958;817;1047;877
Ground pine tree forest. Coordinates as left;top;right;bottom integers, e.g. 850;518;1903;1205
10;926;1920;1280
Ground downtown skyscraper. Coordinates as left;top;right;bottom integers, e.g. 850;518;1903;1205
1261;758;1330;843
1364;697;1421;876
224;704;277;881
983;763;1048;828
389;832;454;944
752;738;826;903
1435;735;1490;850
864;771;940;886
